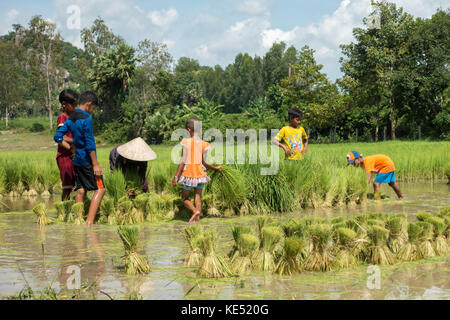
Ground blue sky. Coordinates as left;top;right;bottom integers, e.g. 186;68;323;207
1;0;448;80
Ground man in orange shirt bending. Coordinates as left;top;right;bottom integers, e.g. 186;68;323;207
347;151;403;200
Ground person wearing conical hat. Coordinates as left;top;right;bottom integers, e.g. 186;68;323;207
109;137;157;194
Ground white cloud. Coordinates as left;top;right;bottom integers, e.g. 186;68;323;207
7;9;19;20
0;9;20;34
235;0;273;16
147;8;179;29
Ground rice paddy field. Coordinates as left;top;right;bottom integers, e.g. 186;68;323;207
0;140;449;300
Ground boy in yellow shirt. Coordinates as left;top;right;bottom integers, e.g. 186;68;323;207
273;108;308;160
347;151;403;200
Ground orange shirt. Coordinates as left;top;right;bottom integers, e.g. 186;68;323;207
363;155;395;174
180;138;210;178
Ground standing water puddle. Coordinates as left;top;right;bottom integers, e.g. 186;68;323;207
0;183;449;299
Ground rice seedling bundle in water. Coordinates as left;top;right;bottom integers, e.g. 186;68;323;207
54;201;66;222
100;197;116;225
304;224;333;272
21;163;39;196
184;225;204;267
254;226;283;272
197;230;232;278
229;226;254;260
209;165;246;209
416;222;436;259
145;193;167;222
385;217;408;254
423;216;448;255
38;162;59;196
117;200;135;225
367;219;386;227
282;220;310;257
274;237;304;275
32;203;53;225
366;226;396;265
72;203;85;225
333;227;358;269
118;226;150;275
416;212;434;222
133;194;148;223
231;233;259;275
398;222;421;261
3;159;21;195
63;200;75;223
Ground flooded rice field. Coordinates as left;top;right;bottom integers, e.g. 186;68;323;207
0;182;449;300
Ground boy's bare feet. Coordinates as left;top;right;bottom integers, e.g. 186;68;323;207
188;211;201;224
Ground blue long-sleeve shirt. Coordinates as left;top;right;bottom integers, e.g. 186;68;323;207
54;108;97;167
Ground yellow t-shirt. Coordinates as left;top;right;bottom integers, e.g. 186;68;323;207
275;126;308;160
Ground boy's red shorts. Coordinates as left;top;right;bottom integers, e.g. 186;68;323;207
56;156;75;190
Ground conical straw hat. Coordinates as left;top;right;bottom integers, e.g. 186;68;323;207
117;137;157;161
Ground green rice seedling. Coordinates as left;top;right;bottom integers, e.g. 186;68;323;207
104;170;127;204
385;216;408;254
133;194;148;223
333;227;359;269
99;197;116;224
231;233;259;275
256;216;279;244
254;226;283;272
3;159;21;195
304;224;333;272
0;166;6;195
72;203;85;225
398;222;422;261
416;222;436;259
366;226;396;265
63;200;75;223
32;203;53;225
117;200;135;225
148;162;171;194
229;226;254;260
159;193;178;220
438;206;450;218
416;212;433;221
301;217;328;226
208;165;247;208
423;216;448;255
274;237;305;275
197;230;232;278
145;193;165;222
184;225;204;267
37;162;59;196
345;167;368;204
282;220;310;257
118;226;150;275
54;201;66;222
21;163;39;196
367;219;385;227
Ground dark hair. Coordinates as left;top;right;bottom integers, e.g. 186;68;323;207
79;91;99;106
185;117;200;131
59;89;79;104
288;108;303;119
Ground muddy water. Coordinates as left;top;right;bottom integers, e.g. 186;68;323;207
0;183;449;300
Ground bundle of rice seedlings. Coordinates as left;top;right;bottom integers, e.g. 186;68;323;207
346;167;368;204
197;230;232;278
424;216;448;255
385;216;408;254
229;226;254;260
133;194;148;223
274;237;304;275
118;226;150;274
100;197;116;225
63;200;75;223
117;200;135;225
231;233;259;275
21;163;39;196
282;220;310;257
367;219;385;227
301;217;328;226
438;207;450;218
416;222;436;259
398;222;422;261
208;165;246;208
253;226;283;272
0;166;6;195
256;216;279;244
54;201;66;222
366;225;396;265
145;194;165;222
32;203;53;225
72;203;85;225
104;170;126;203
333;227;359;269
416;212;433;221
304;224;333;272
184;225;204;267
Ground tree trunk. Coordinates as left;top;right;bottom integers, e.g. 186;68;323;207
5;105;8;128
389;97;396;140
375;124;379;142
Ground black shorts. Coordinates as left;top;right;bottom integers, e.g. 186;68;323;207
74;165;105;191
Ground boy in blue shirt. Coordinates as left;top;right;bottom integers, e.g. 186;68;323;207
54;91;105;226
